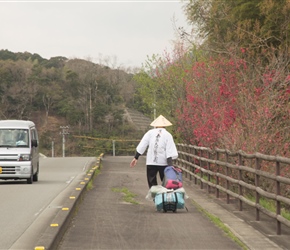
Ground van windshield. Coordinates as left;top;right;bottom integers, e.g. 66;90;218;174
0;129;29;148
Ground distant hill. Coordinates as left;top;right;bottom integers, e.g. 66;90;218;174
0;49;151;156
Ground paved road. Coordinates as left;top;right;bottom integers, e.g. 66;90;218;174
0;156;96;250
57;156;287;250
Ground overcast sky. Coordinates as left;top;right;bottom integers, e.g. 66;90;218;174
0;1;189;69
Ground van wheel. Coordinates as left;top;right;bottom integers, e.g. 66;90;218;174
33;172;38;182
33;168;39;182
27;169;33;184
27;175;33;184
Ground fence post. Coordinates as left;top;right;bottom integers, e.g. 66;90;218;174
200;149;204;190
216;151;220;198
255;157;260;221
187;144;190;179
226;151;230;204
207;151;211;194
183;144;188;179
276;160;281;235
189;145;193;181
194;147;198;185
238;153;243;211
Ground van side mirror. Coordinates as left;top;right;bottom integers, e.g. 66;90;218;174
31;139;38;147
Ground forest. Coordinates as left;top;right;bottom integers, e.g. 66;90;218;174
0;0;289;159
0;50;141;156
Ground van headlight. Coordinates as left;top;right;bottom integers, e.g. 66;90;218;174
19;154;31;161
21;167;30;173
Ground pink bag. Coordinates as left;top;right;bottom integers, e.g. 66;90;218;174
164;179;183;189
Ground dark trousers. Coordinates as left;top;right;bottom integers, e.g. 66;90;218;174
146;165;167;188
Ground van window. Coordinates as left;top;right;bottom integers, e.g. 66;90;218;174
31;128;38;141
0;129;29;147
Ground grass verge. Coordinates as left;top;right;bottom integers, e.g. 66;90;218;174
86;167;101;191
191;199;248;250
111;187;139;205
246;195;290;221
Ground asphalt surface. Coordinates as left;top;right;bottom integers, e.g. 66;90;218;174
56;156;289;250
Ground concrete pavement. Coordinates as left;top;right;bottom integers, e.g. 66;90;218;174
56;156;289;250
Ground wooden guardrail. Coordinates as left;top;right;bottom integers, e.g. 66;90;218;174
175;143;290;235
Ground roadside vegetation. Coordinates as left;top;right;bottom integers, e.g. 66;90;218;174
134;0;289;159
247;196;290;221
0;1;288;161
86;167;101;191
111;187;139;205
191;199;248;250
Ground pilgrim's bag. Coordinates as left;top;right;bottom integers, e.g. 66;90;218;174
154;190;185;212
162;166;183;189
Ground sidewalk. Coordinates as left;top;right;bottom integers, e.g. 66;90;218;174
57;156;289;250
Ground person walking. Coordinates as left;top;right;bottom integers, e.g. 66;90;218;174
130;115;178;188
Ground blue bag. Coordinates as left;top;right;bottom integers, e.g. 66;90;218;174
162;166;183;189
155;191;185;212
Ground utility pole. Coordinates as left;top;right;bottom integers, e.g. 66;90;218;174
51;138;54;157
112;140;115;156
60;126;69;157
153;91;156;119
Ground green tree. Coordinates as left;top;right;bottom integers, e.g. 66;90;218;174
185;0;290;60
134;43;197;123
0;59;35;119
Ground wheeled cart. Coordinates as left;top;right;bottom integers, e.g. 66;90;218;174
154;190;185;212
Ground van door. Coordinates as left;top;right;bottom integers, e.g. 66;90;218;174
31;127;39;178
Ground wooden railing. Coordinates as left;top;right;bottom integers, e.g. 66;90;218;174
175;143;290;235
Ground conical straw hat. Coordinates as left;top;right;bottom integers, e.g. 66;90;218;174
150;115;172;127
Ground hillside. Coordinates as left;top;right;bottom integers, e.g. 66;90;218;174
124;108;152;132
32;108;152;157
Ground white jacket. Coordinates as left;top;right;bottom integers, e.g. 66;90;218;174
136;128;178;166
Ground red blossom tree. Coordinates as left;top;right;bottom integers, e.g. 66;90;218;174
176;53;289;160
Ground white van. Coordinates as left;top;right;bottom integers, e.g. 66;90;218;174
0;120;39;184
